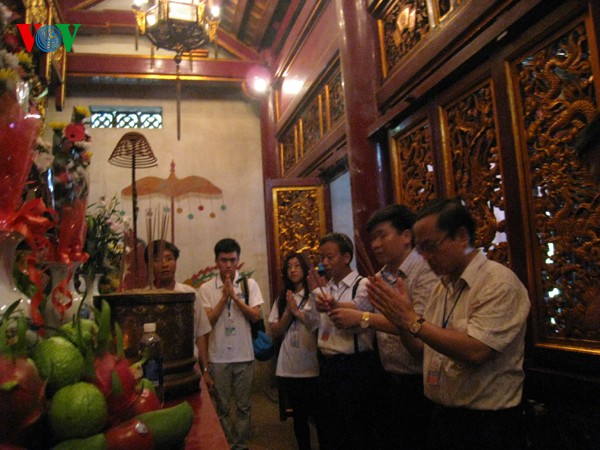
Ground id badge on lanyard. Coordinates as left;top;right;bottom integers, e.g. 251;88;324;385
426;353;442;386
225;299;236;336
289;320;300;348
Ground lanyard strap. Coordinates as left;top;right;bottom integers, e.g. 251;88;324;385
332;274;361;303
442;284;466;328
284;293;308;335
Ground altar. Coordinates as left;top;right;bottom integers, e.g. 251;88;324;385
173;377;229;450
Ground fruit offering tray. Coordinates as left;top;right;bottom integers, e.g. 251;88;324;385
0;300;195;449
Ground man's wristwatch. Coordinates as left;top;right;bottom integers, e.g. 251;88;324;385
360;312;371;329
409;317;425;337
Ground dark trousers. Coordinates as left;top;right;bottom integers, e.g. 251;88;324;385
278;376;323;450
317;351;386;450
425;403;526;450
376;372;432;450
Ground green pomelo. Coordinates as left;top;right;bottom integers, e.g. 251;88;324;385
60;319;98;348
32;336;84;393
49;382;108;441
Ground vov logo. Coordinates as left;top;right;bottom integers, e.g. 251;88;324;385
16;24;81;53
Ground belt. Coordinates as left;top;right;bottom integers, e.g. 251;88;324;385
321;350;375;361
432;403;522;419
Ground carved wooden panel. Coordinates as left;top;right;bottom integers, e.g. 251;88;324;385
272;186;327;278
328;69;345;125
279;125;299;176
438;0;452;17
277;61;344;176
512;20;599;344
437;0;462;21
377;0;466;78
25;0;51;83
390;120;436;213
25;0;49;24
379;0;430;76
302;96;322;153
440;80;509;265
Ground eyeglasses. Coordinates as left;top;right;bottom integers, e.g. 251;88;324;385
415;234;449;254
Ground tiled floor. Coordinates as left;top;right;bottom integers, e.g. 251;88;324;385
249;388;320;450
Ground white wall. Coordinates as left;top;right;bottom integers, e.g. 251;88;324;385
43;83;271;304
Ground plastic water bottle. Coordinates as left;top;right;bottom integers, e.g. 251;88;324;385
139;322;164;402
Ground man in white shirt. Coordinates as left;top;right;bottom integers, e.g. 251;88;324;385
315;232;383;450
145;239;211;376
199;238;264;450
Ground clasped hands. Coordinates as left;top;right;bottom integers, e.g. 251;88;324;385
315;291;363;328
315;276;417;330
367;275;417;330
222;274;241;305
284;290;300;315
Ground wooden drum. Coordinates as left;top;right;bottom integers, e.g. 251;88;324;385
94;291;200;400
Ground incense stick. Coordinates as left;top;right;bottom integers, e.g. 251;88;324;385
299;251;326;297
354;232;376;277
146;210;152;288
144;205;172;288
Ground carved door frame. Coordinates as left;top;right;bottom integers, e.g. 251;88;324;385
265;178;331;307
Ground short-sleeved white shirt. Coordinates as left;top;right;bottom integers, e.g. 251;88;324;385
268;290;320;378
174;282;212;339
375;250;438;375
200;271;264;363
423;250;530;410
316;270;375;356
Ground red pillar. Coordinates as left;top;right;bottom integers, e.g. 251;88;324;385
335;0;390;269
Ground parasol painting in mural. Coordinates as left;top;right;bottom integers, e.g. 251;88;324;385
121;160;225;244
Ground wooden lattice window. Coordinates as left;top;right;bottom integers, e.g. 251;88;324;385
90;107;163;129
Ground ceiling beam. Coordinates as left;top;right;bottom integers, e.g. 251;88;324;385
216;28;259;61
230;0;249;37
250;0;279;49
64;9;136;35
67;52;262;82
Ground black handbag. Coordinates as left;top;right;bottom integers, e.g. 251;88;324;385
241;275;275;361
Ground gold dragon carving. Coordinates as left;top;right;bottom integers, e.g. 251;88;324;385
274;188;325;272
443;81;509;266
514;22;599;341
393;121;436;213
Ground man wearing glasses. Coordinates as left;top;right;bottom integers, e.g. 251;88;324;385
368;198;530;450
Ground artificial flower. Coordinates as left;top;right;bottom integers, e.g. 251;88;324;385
0;49;19;69
0;67;17;82
33;150;54;173
49;108;92;212
80;150;92;165
1;30;22;53
64;123;86;142
72;106;91;123
0;4;14;25
15;51;32;66
48;121;67;131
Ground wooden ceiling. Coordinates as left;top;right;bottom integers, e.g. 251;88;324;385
58;0;299;60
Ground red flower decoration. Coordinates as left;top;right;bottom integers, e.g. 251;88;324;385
64;123;86;142
2;32;23;52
